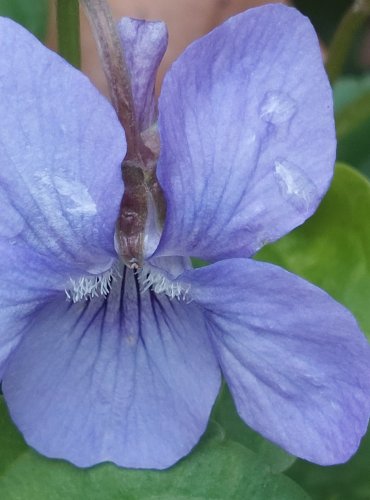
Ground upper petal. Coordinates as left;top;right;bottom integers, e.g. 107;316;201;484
0;18;125;279
182;259;370;464
2;266;220;469
155;5;335;261
117;18;168;132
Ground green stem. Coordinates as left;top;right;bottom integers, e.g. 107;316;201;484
326;0;370;84
57;0;81;68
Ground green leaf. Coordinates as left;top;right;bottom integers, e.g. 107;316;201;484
334;75;370;177
0;398;309;499
256;163;370;339
337;122;370;178
336;89;370;139
212;385;296;474
334;74;370;113
0;0;49;40
191;258;208;268
0;398;27;475
287;424;370;500
57;0;80;68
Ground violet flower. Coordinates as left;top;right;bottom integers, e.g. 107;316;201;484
0;4;369;470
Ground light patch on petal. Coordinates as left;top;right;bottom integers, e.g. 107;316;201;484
260;91;297;125
54;176;97;216
34;171;98;217
274;159;318;213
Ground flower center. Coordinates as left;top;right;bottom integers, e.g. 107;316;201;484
65;261;190;302
139;264;190;301
65;265;121;302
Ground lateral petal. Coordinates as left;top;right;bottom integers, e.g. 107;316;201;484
183;259;370;464
156;5;335;260
0;18;125;280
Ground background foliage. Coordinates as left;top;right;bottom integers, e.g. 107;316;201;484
0;0;48;39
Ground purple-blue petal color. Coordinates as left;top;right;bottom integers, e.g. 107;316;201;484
0;243;55;378
183;259;370;464
117;18;168;132
155;4;336;261
0;4;368;471
0;17;125;375
0;18;125;274
3;266;220;469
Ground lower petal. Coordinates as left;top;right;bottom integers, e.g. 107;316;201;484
2;267;220;469
183;259;370;465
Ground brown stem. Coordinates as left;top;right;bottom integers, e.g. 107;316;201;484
79;0;166;267
79;0;141;158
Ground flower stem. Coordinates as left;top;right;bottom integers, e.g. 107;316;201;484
326;0;370;84
79;0;166;270
57;0;81;68
79;0;141;159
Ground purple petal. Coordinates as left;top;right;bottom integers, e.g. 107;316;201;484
0;272;42;379
117;18;168;131
0;237;76;377
183;259;370;464
155;5;335;261
0;18;125;280
3;266;220;468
